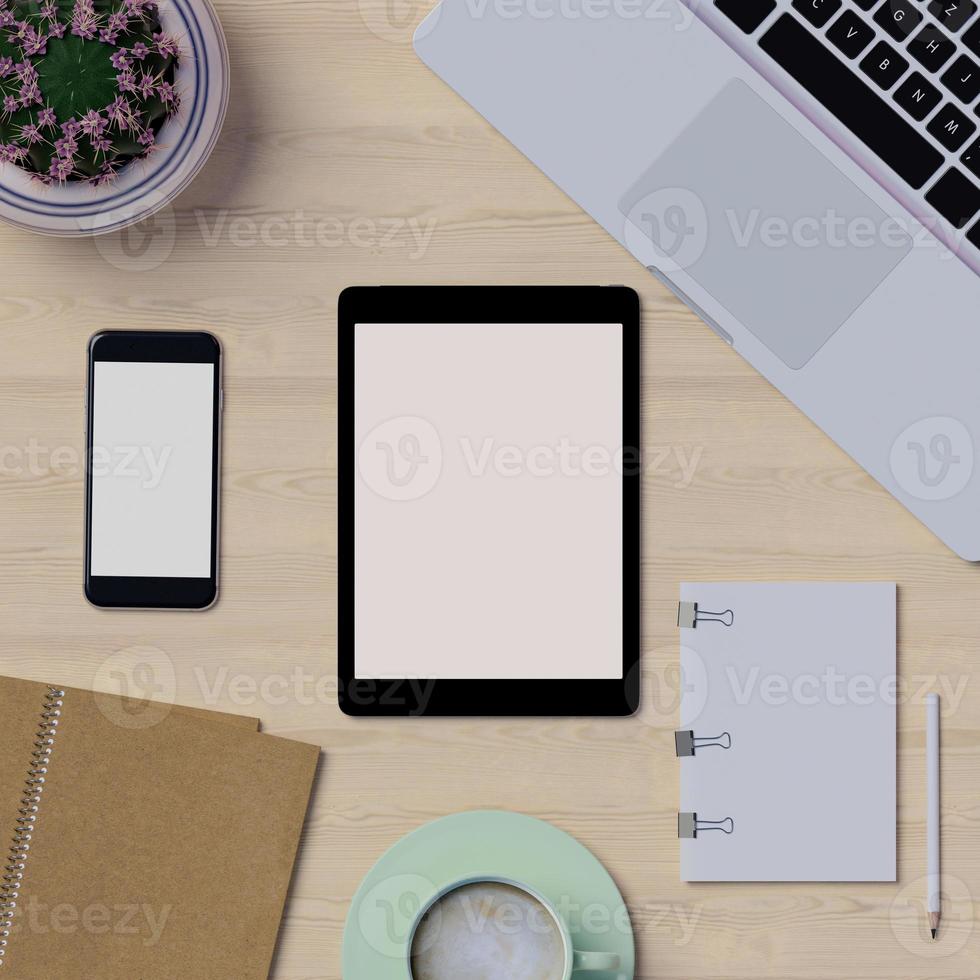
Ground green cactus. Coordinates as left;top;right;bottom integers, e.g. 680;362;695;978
0;0;182;184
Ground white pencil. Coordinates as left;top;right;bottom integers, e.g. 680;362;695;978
927;692;941;939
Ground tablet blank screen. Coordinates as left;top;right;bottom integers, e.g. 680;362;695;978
354;323;623;680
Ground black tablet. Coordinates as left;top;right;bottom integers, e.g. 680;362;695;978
339;286;639;716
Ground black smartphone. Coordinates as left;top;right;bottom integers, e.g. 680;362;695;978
85;331;222;609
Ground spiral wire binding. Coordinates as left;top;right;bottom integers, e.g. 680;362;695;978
0;688;65;969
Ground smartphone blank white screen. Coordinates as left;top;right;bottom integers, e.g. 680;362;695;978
91;362;214;578
354;323;623;680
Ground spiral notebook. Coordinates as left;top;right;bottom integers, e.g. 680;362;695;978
677;583;897;882
0;675;318;978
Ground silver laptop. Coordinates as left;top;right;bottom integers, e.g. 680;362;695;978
415;0;980;559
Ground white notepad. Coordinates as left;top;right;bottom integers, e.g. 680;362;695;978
679;583;897;882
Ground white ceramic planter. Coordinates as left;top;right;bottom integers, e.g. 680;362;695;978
0;0;229;236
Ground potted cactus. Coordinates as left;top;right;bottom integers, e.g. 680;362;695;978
0;0;228;234
0;0;184;185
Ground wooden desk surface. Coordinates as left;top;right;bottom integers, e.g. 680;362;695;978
1;1;978;977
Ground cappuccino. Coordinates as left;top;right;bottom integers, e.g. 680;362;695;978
411;882;565;980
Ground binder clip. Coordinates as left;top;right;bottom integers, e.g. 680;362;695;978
677;602;734;629
677;813;734;839
674;730;732;757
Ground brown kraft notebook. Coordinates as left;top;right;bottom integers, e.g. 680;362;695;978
0;676;318;979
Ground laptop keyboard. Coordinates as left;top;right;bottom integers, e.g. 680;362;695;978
714;0;980;253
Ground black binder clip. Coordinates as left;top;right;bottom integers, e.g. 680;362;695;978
677;601;734;629
674;730;732;757
677;812;735;839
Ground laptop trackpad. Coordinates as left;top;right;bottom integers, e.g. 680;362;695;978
619;79;911;369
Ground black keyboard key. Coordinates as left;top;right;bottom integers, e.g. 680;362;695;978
715;0;777;32
927;0;977;32
861;40;910;88
793;0;843;28
941;53;980;102
925;168;980;226
759;14;944;188
895;71;944;118
928;101;978;147
965;20;980;58
968;218;980;248
909;25;957;72
828;9;876;57
852;0;878;8
963;136;980;179
875;0;924;40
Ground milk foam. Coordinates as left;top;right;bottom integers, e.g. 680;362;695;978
411;882;565;980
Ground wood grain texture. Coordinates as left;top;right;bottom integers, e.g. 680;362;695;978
0;0;978;977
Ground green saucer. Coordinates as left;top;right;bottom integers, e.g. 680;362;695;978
342;810;635;978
